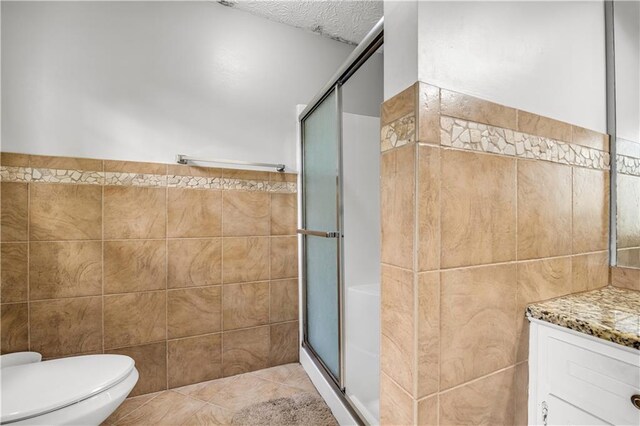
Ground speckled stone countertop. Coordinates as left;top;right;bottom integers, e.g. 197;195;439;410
526;286;640;350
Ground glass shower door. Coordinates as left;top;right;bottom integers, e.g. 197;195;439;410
300;87;342;383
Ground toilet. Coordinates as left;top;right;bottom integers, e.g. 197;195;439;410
0;352;138;425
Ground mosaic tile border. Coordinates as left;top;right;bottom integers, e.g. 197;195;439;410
105;172;167;187
616;154;640;177
381;113;415;152
167;175;213;189
0;166;297;193
440;116;611;171
32;168;104;185
0;166;32;182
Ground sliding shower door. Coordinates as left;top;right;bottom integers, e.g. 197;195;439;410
299;19;382;425
300;87;342;384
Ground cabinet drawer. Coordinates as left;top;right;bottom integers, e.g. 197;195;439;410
547;336;640;425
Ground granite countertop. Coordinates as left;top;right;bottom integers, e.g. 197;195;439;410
526;286;640;350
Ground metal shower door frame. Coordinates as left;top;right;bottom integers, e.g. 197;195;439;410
297;17;383;424
298;84;345;389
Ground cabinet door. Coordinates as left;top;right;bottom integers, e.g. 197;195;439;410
547;395;612;426
547;336;640;425
530;321;640;426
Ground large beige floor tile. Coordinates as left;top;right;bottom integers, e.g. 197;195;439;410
248;363;318;393
174;376;239;403
200;374;299;411
182;404;233;426
103;392;161;425
115;391;204;426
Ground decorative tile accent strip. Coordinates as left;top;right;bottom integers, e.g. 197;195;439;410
0;166;32;182
32;168;104;185
441;117;517;155
167;175;212;189
209;177;223;190
105;172;166;187
269;181;297;193
381;113;415;152
617;154;640;177
222;178;269;192
0;165;297;193
440;116;610;171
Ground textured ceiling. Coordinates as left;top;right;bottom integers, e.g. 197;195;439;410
217;0;383;45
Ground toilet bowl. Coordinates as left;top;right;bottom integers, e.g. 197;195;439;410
0;353;139;425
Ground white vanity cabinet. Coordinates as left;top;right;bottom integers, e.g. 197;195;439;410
528;319;640;426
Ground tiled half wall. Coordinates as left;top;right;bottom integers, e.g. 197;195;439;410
0;154;299;396
379;82;611;425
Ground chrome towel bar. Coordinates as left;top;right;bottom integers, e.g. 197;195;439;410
176;154;285;172
297;229;340;238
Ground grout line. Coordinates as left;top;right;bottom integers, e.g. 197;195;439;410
571;166;575;257
0;301;34;307
245;375;308;394
101;184;105;354
430;249;608;274
110;390;164;424
415;391;439;403
437;140;610;173
514;158;520;364
515;261;521;363
220;191;225;374
22;234;296;244
202;399;233;412
412;143;419;414
165;185;169;391
268;193;272;325
515;158;519;262
380;262;415;273
27;181;31;351
31;291;163;303
175;403;208;426
383;371;414;401
268;192;273;366
436;139;443;405
438;363;519;395
570;166;575;293
570;125;574;146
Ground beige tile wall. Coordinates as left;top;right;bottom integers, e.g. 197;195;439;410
0;153;299;396
379;82;611;425
615;140;640;269
611;266;640;291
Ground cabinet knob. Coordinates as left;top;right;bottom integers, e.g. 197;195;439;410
632;394;640;410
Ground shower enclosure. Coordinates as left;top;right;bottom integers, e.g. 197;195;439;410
297;19;383;425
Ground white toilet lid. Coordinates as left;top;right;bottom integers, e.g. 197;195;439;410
0;354;135;424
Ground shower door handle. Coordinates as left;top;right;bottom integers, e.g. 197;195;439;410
297;229;340;238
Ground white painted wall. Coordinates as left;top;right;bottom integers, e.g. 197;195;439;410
614;0;640;144
382;0;418;100
384;1;607;133
1;1;382;171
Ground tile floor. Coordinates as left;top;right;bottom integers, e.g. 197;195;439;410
103;363;329;425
